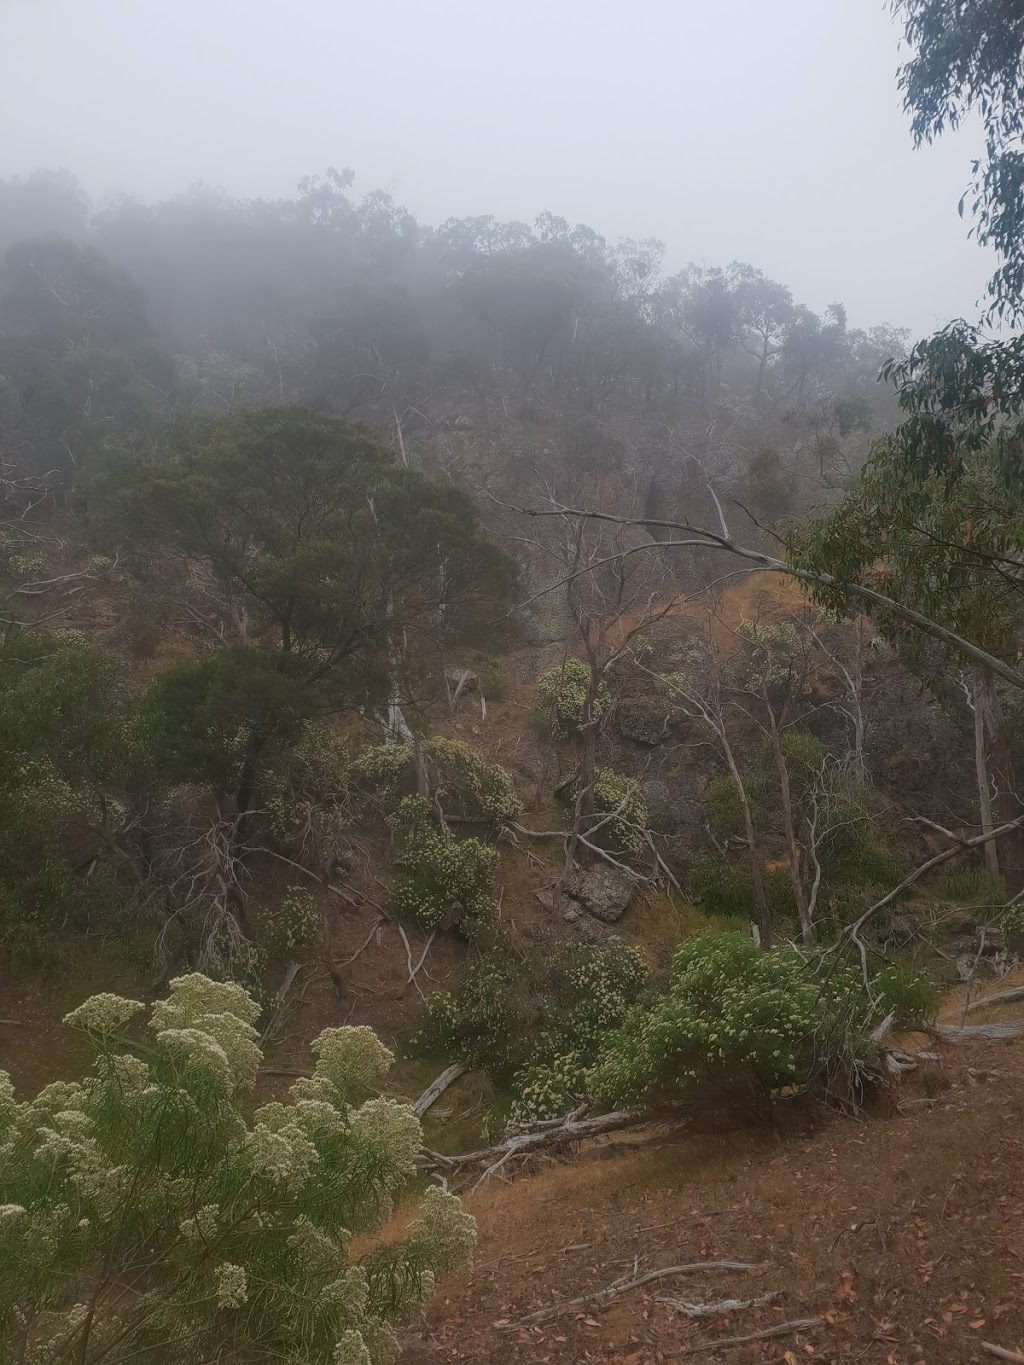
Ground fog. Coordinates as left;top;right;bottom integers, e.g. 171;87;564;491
1;0;994;335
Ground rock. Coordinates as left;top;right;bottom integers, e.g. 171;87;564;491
569;864;635;923
640;778;674;831
453;414;474;430
617;696;672;747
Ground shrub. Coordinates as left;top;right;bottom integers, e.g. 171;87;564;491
534;658;608;738
590;931;878;1110
0;974;474;1365
264;721;353;873
688;854;795;923
508;943;646;1124
414;942;647;1123
390;799;498;936
354;737;520;826
263;884;320;955
562;768;648;858
412;950;529;1078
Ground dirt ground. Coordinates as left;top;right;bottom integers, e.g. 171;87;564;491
403;1010;1024;1364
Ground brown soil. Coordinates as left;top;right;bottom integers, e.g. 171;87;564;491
403;1022;1024;1364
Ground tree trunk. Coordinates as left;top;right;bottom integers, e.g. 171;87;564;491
565;667;603;875
769;719;813;945
976;669;1024;896
721;729;772;949
972;669;1002;891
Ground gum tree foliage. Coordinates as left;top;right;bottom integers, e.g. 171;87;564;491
98;406;513;688
791;440;1024;893
0;973;475;1365
893;0;1024;315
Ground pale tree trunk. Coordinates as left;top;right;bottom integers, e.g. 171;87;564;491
720;728;772;950
972;669;1002;891
768;717;813;945
563;664;603;878
975;669;1024;896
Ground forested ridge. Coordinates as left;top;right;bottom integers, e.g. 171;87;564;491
5;3;1024;1362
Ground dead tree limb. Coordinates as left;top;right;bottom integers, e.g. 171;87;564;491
657;1290;782;1318
413;1062;468;1118
421;1107;651;1173
506;499;1024;692
964;984;1024;1014
678;1315;823;1356
982;1343;1024;1364
495;1262;764;1330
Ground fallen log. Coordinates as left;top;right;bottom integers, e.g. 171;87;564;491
495;1262;764;1330
413;1062;467;1118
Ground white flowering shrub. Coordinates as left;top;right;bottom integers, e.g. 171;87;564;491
414;943;646;1125
264;722;353;874
354;738;520;827
534;658;609;738
390;798;498;936
0;974;475;1365
264;884;320;953
590;932;881;1111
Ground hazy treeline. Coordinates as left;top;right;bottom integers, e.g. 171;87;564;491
0;167;907;488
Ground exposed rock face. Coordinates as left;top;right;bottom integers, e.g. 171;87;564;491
568;864;635;922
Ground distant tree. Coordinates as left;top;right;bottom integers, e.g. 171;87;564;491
102;406;513;704
731;263;794;399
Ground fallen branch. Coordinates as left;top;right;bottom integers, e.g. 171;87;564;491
495;1262;764;1330
260;962;300;1045
398;924;428;1000
678;1316;823;1356
965;984;1024;1014
657;1290;782;1318
422;1107;651;1172
336;916;384;966
930;1019;1024;1042
982;1343;1024;1364
413;1062;468;1118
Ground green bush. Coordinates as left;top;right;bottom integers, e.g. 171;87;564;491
390;799;498;936
563;768;648;858
414;942;647;1123
0;974;475;1365
589;931;878;1110
354;737;520;826
534;658;608;738
688;854;795;923
412;950;529;1079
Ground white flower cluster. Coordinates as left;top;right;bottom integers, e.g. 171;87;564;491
349;1098;422;1185
311;1026;394;1094
63;994;145;1040
406;1186;477;1279
333;1330;373;1365
214;1261;248;1308
151;974;263;1093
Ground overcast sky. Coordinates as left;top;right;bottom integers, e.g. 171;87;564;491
1;0;995;335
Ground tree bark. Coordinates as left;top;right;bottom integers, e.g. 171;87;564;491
976;669;1024;896
721;729;772;949
972;669;1002;890
769;717;813;945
